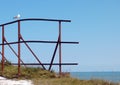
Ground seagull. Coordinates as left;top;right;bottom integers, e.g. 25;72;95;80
13;14;20;19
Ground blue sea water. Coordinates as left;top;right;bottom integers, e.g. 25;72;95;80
70;72;120;83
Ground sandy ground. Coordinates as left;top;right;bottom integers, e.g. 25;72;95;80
0;76;33;85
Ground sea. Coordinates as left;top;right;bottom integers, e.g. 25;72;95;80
70;72;120;83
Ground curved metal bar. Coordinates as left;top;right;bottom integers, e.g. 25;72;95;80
0;18;71;27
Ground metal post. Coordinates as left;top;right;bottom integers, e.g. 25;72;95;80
59;21;62;75
0;52;8;62
18;20;21;76
2;25;4;75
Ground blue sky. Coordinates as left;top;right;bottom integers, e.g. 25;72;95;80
0;0;120;72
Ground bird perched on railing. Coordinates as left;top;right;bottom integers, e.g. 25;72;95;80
13;14;20;19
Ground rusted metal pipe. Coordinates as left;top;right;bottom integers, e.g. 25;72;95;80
18;20;21;76
0;18;78;77
59;21;62;75
2;25;4;75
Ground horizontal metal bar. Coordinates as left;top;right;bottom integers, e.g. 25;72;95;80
0;40;79;46
11;63;78;65
0;18;71;26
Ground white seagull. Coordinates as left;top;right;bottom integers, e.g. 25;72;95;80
13;14;20;19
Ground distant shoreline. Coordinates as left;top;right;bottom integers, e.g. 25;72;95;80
70;72;120;83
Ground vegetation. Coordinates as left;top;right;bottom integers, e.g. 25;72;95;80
32;78;119;85
0;61;119;85
0;62;56;79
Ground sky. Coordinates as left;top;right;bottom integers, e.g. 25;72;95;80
0;0;120;72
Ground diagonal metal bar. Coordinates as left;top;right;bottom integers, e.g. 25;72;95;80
4;38;26;67
20;34;46;70
0;51;8;62
48;36;60;71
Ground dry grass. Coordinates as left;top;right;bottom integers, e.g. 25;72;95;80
0;62;119;85
32;78;119;85
0;62;56;79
